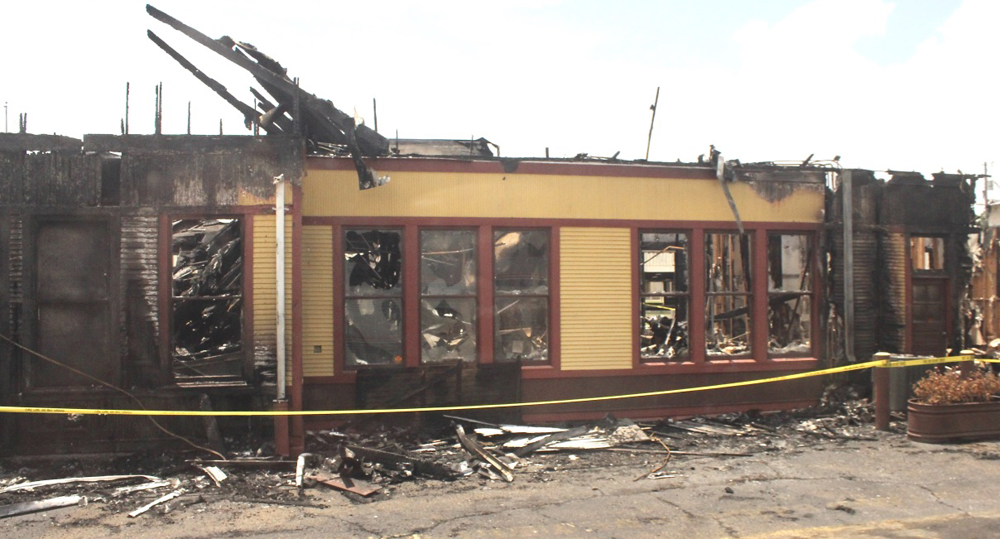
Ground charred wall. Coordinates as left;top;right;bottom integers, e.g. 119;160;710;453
828;170;975;364
0;133;304;455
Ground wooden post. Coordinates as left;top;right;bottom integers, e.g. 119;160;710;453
959;349;976;378
873;352;892;431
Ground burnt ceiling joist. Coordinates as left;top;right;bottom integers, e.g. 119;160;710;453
146;4;390;189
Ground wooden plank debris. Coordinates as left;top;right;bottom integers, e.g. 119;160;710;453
0;475;161;494
455;425;514;482
307;473;381;497
128;489;184;518
0;496;84;519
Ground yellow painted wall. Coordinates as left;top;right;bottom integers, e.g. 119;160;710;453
303;168;824;223
252;214;293;386
560;227;634;370
238;183;293;206
301;226;335;377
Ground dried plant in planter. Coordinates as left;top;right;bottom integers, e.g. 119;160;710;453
912;366;1000;405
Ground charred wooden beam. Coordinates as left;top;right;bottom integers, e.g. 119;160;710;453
147;30;263;133
146;4;387;156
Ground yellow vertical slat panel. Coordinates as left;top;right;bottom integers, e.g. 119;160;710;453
302;226;334;377
560;227;633;370
252;215;293;385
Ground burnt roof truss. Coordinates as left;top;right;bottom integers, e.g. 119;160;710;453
146;4;389;189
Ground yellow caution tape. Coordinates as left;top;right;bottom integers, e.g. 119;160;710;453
0;355;987;417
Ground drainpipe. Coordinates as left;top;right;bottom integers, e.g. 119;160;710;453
842;169;857;362
275;174;287;400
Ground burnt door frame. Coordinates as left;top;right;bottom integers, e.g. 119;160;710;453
905;233;951;356
22;213;121;392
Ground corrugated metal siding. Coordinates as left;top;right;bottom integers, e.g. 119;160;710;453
252;215;293;384
560;227;633;370
303;170;825;224
8;216;22;339
302;226;334;377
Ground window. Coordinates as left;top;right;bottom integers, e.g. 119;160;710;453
639;232;689;360
705;232;752;357
343;229;403;366
767;233;813;356
494;229;549;362
911;236;945;271
171;218;245;381
420;230;477;362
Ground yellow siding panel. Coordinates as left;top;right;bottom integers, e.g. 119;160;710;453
560;227;633;371
303;169;823;223
252;215;293;385
302;226;335;377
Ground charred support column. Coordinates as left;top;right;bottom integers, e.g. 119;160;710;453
873;352;891;431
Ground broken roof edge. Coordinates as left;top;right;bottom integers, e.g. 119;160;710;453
306;153;835;182
0;132;83;152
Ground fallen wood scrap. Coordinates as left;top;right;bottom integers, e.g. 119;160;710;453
128;489;185;518
187;459;294;469
113;480;175;496
307;473;381;497
512;425;592;457
194;465;227;487
634;436;672;482
347;445;458;480
456;425;514;482
0;496;84;519
0;475;161;494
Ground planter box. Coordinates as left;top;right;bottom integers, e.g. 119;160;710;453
907;399;1000;443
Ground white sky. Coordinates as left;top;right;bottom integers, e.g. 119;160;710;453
2;0;997;188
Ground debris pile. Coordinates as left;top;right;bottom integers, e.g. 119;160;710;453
1;394;896;520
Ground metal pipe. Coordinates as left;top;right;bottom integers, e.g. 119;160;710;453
842;169;857;362
275;174;287;401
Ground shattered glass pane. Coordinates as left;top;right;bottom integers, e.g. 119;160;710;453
640;297;689;360
911;236;945;271
768;294;812;355
706;232;752;293
495;297;548;362
706;294;751;356
344;229;402;296
171;218;244;380
767;234;811;292
345;298;403;366
640;232;689;360
494;230;549;294
421;298;477;362
640;232;688;293
421;230;476;295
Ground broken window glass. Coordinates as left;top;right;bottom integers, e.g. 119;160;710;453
494;230;549;362
171;218;244;381
911;236;945;271
640;232;689;360
344;229;402;366
494;230;549;295
706;232;752;357
421;230;477;362
767;233;813;356
344;229;402;295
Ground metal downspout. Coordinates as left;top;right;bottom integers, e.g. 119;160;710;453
275;174;287;400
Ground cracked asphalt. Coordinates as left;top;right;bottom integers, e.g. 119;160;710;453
5;428;1000;538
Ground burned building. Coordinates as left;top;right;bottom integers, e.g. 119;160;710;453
0;5;978;457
